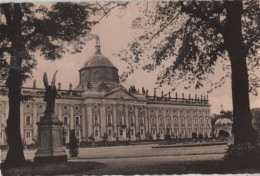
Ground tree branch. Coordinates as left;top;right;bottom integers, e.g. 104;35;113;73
148;11;181;44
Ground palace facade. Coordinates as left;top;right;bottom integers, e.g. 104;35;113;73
0;40;211;145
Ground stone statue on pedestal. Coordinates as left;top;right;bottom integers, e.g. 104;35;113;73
34;70;67;163
43;70;61;115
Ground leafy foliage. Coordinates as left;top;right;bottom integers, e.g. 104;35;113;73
0;2;128;84
117;1;260;94
224;144;260;168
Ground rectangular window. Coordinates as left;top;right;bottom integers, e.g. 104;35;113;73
75;116;80;125
120;130;123;136
26;116;31;125
141;129;143;135
76;130;80;138
26;131;31;139
63;116;68;125
109;130;112;136
153;130;155;135
95;130;98;136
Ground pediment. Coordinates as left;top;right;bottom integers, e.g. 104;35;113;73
104;87;137;100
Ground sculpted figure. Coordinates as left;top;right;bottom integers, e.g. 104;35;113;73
43;70;61;115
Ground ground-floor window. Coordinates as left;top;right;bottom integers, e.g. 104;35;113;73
153;129;156;135
75;130;80;138
26;131;31;139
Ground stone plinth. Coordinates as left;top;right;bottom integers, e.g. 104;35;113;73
34;113;67;163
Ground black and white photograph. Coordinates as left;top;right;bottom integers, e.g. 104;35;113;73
0;0;260;175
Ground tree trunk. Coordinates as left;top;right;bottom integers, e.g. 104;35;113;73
3;62;26;167
224;1;257;146
2;3;26;167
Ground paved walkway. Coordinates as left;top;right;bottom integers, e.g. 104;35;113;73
1;144;227;161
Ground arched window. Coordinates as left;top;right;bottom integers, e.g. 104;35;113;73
181;118;184;125
159;117;163;124
26;131;31;139
75;130;80;138
119;114;124;125
26;116;31;125
130;114;134;125
194;118;197;124
174;118;178;125
75;116;80;126
141;129;144;135
139;116;143;124
63;116;68;125
200;118;203;124
160;129;163;134
167;117;170;124
94;114;99;126
151;117;155;125
187;118;191;125
107;114;112;125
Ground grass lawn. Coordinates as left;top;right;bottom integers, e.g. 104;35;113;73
1;161;106;175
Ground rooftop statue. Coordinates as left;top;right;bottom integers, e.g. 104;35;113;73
43;70;61;115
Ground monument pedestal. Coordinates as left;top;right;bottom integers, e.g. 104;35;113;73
34;113;67;163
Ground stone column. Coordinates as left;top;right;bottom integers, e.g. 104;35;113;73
100;104;106;136
113;104;117;138
125;104;129;129
33;102;38;140
156;109;159;133
70;104;74;130
87;104;93;137
135;106;139;134
145;107;149;133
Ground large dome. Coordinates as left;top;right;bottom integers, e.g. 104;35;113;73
81;46;117;69
75;38;119;91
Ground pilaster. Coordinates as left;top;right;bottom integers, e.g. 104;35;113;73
81;104;86;139
69;104;74;129
33;102;38;139
100;104;106;135
87;104;93;137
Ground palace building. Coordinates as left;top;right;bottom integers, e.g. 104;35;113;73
0;39;211;145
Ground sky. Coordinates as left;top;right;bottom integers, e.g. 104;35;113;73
22;2;260;115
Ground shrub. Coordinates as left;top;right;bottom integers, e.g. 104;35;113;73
224;144;260;168
198;134;203;139
192;133;197;139
68;130;79;157
219;130;229;138
164;134;171;141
